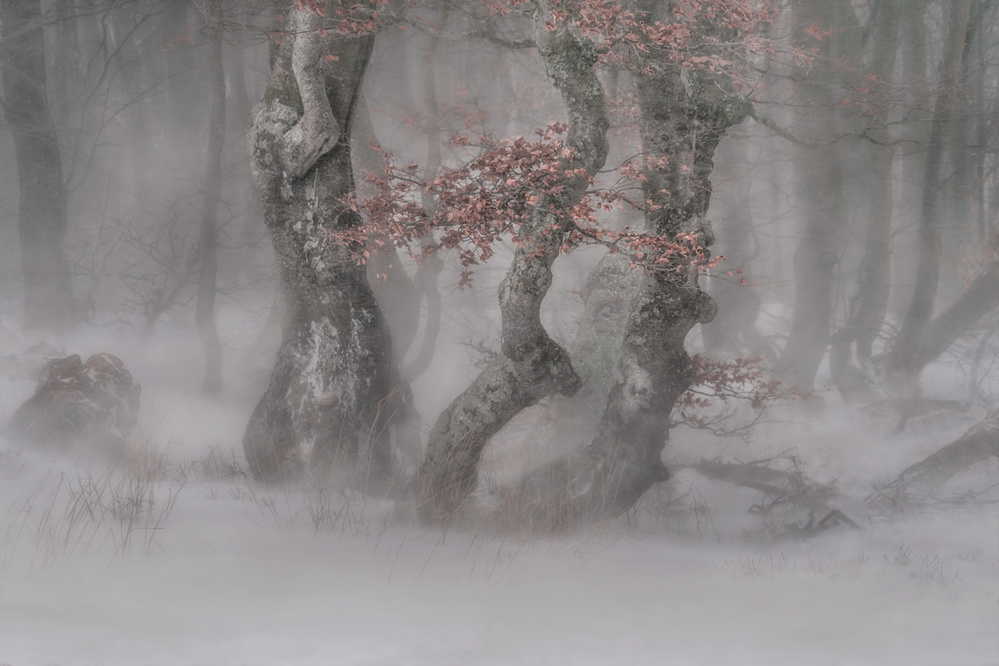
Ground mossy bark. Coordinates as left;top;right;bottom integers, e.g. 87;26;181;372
243;8;405;486
416;1;610;521
517;3;750;529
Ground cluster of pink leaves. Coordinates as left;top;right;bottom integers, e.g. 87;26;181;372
340;124;720;286
547;0;774;74
678;354;784;413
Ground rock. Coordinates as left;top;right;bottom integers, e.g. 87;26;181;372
10;353;140;455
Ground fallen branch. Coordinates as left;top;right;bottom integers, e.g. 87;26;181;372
870;414;999;508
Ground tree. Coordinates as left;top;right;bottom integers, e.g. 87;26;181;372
344;0;768;525
1;0;77;331
195;0;226;396
413;0;611;521
243;2;407;486
778;0;861;393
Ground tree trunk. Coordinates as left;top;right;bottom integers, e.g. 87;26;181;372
875;414;999;498
196;0;225;397
402;3;447;383
517;6;751;528
416;1;609;522
779;0;860;392
243;6;402;487
915;263;999;373
887;1;972;394
352;94;422;354
830;0;901;402
0;0;77;331
702;134;772;361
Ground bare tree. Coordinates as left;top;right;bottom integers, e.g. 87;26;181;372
1;0;78;331
243;3;406;486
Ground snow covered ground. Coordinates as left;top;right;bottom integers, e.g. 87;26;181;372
0;321;997;666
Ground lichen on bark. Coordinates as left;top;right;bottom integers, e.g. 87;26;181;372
415;0;610;522
516;6;752;529
244;6;409;487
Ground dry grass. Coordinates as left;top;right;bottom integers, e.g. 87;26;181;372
1;419;183;568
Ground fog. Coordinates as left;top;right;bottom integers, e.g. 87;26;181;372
1;1;998;664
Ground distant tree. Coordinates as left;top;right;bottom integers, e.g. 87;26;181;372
195;0;226;396
778;0;861;393
1;0;78;330
242;2;409;485
829;0;902;403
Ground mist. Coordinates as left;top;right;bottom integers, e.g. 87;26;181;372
1;1;997;663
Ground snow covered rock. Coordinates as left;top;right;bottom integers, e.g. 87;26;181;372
9;353;140;455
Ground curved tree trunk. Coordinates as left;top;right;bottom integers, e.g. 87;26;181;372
416;1;610;522
914;263;999;373
1;0;77;331
243;7;403;487
517;6;751;528
702;134;772;361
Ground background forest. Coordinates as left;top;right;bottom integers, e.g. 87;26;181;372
0;1;997;663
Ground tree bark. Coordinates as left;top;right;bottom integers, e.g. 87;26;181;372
779;0;860;392
517;2;751;528
243;5;402;487
1;0;77;331
883;414;999;495
196;0;225;397
416;0;609;522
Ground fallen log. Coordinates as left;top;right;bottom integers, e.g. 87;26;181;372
889;414;999;492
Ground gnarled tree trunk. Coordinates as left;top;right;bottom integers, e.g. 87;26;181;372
779;0;860;392
243;6;403;487
416;1;610;522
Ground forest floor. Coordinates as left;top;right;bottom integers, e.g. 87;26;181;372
0;319;997;666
